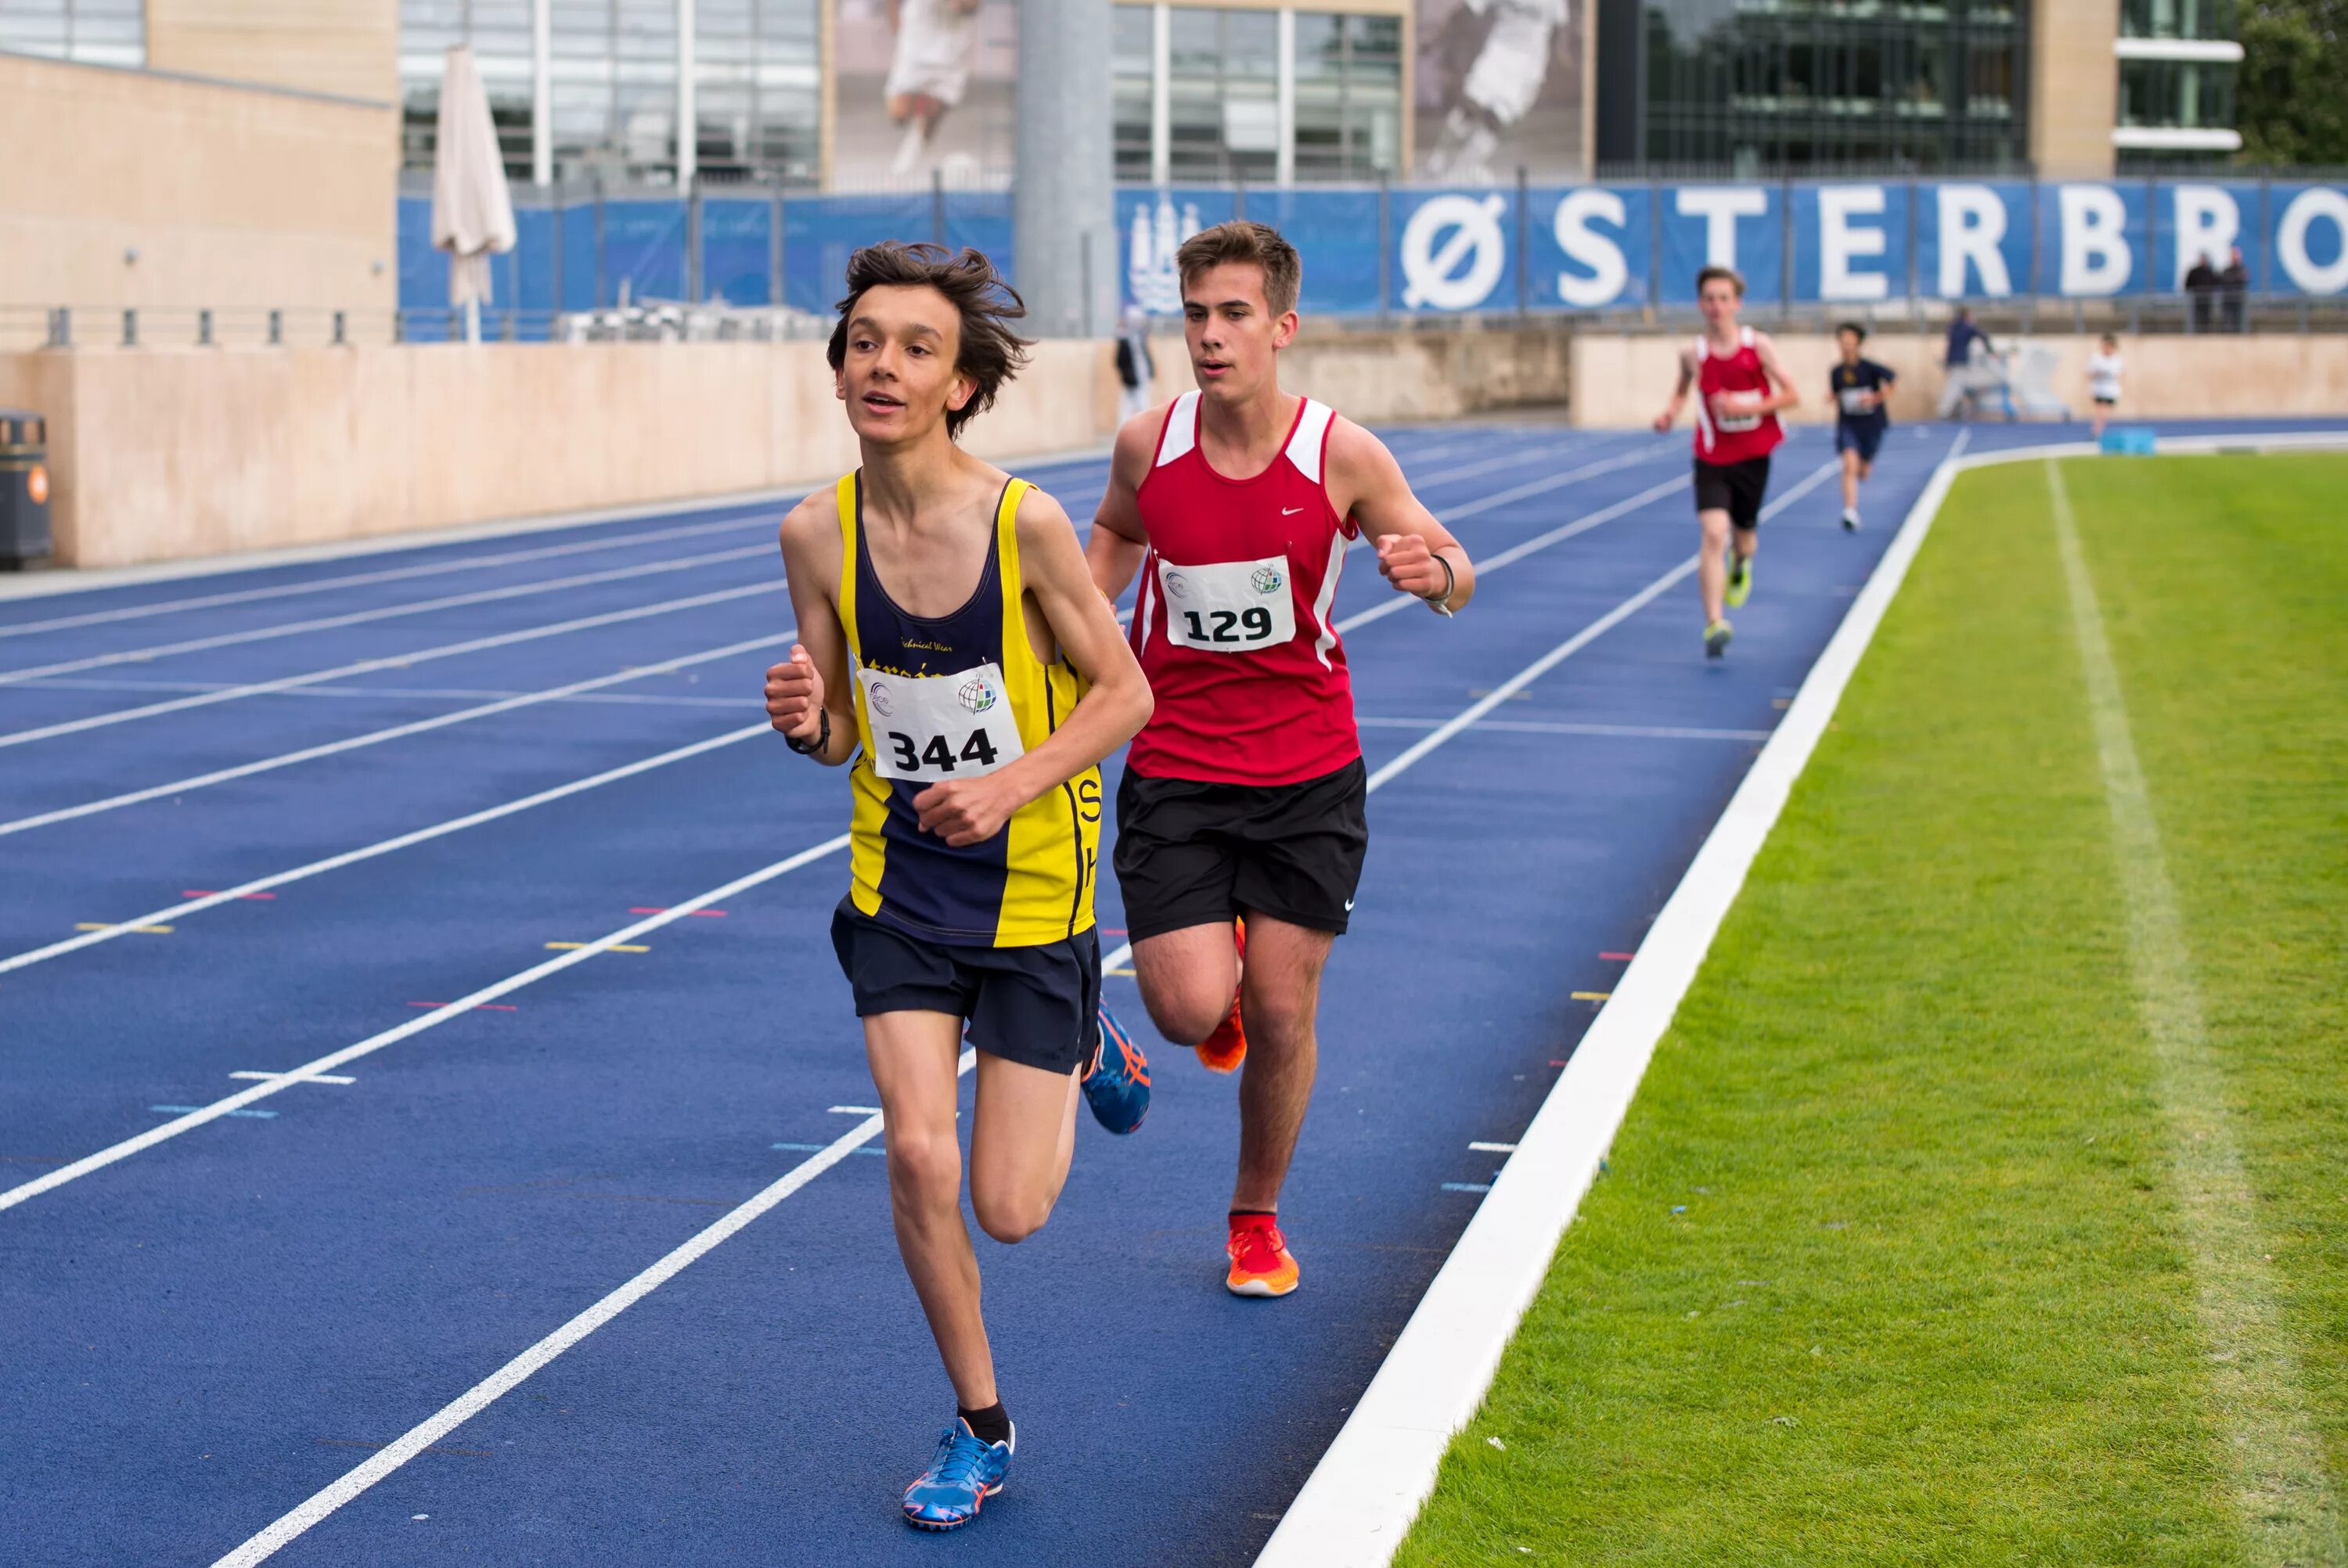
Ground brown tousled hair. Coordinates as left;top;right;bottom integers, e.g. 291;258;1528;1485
828;242;1032;437
1176;221;1303;317
1695;264;1746;298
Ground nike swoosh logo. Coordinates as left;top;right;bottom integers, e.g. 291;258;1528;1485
1282;506;1304;516
1343;898;1355;912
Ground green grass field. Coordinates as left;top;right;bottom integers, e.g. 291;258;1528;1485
1397;454;2347;1566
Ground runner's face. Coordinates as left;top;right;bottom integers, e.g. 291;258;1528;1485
1699;278;1742;329
1838;329;1861;362
836;284;974;444
1182;262;1295;403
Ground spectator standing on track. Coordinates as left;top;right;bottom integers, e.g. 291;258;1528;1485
762;242;1155;1533
1652;264;1799;657
1115;304;1154;423
2185;251;2220;332
2087;333;2124;440
1828;322;1895;532
1936;306;1994;419
1086;221;1475;1300
2220;246;2250;331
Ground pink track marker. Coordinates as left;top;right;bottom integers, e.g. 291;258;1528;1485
1599;951;1633;961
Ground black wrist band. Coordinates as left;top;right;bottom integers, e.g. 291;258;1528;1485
783;706;830;757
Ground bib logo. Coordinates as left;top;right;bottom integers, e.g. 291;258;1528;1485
1400;193;1509;312
1164;570;1191;599
1250;565;1284;595
867;682;893;719
1128;194;1205;315
958;676;996;714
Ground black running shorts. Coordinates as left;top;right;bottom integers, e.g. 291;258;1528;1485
1112;758;1369;943
830;901;1100;1076
1693;455;1772;530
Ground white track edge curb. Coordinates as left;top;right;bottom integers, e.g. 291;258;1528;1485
1254;426;2348;1567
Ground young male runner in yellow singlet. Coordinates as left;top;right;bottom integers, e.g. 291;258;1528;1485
763;243;1152;1531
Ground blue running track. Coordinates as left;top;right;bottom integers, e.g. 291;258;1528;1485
2;415;2339;1566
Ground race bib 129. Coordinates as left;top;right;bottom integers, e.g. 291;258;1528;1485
859;661;1026;782
1158;554;1297;654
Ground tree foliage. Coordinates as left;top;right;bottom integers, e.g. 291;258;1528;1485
2239;0;2348;165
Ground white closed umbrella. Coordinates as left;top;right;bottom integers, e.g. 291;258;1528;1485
431;44;517;344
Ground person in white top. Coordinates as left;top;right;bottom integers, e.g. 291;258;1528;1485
2087;333;2124;440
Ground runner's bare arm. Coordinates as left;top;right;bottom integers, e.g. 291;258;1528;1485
1328;419;1475;615
1752;332;1803;415
1084;410;1158;602
765;492;859;766
915;487;1154;847
1654;347;1698;432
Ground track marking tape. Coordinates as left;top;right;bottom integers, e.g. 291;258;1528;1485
544;942;648;954
75;922;171;935
152;1105;275;1120
1599;951;1634;962
229;1071;355;1086
1571;991;1611;1002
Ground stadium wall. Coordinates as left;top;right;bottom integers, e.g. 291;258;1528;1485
0;52;396;320
1568;332;2348;428
3;327;2338;569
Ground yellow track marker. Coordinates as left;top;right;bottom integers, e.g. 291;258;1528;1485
1571;991;1610;1001
1104;966;1137;977
544;941;649;954
76;922;173;935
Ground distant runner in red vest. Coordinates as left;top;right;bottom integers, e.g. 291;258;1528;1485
1652;264;1800;658
1086;221;1475;1299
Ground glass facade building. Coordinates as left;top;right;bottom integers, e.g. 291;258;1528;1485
0;0;142;68
1111;2;1404;185
1599;0;2028;174
399;0;820;185
2114;0;2240;164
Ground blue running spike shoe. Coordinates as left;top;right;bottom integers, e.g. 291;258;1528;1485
902;1418;1014;1531
1082;1001;1151;1135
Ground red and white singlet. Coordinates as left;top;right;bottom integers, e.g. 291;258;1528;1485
1692;326;1784;466
1126;390;1362;787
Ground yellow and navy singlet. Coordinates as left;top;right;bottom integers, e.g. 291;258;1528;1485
837;471;1101;947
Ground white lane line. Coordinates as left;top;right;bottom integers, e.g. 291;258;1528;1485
0;514;780;642
0;719;774;974
1356;718;1770;742
204;445;1697;1563
1253;437;1943;1568
12;676;758;712
206;1064;949;1568
0;834;853;1215
229;1071;356;1085
0;576;779;750
2047;459;2344;1566
0;543;774;688
0;631;788;840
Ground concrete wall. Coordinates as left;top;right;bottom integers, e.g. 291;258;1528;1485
2030;0;2119;178
1569;331;2348;430
146;0;399;103
0;53;397;325
0;339;1125;569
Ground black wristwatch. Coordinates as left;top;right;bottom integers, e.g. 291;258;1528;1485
783;707;830;757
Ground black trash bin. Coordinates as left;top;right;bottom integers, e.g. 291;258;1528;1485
0;409;52;570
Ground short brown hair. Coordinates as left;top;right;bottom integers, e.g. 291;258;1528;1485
828;242;1032;438
1695;264;1745;298
1176;221;1302;317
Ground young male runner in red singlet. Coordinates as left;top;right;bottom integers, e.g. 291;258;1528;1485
1651;264;1799;657
1086;221;1475;1298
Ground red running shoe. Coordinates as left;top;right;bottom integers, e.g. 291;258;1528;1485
1195;918;1247;1074
1226;1212;1299;1297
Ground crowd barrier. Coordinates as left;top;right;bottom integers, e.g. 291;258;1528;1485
397;178;2348;333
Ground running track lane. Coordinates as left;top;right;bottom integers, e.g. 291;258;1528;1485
6;421;2318;1566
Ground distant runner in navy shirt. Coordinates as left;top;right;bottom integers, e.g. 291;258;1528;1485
1829;322;1896;531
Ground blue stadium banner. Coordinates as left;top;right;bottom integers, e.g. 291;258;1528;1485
400;179;2348;322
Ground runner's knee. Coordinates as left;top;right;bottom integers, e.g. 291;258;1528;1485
1136;976;1232;1046
971;1176;1057;1244
885;1128;963;1210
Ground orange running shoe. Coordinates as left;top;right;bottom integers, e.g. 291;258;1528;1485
1195;919;1248;1074
1226;1212;1299;1297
